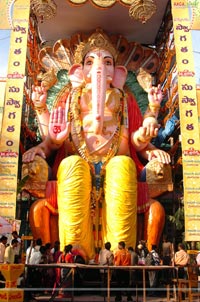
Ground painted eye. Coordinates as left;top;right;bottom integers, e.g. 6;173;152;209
85;58;93;65
105;59;113;65
86;60;93;65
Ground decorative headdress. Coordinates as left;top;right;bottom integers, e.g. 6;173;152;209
74;29;118;64
38;28;159;88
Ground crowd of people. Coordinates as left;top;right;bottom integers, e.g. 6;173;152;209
24;235;191;301
0;231;195;301
0;231;21;264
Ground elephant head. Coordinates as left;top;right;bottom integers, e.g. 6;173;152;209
68;49;127;134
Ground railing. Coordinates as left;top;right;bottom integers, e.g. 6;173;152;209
24;264;178;302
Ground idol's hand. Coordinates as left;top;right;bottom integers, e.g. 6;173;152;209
22;146;46;163
48;106;70;144
32;83;47;108
137;123;159;143
148;84;162;105
148;149;171;164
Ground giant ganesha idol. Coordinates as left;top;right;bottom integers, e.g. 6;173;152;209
22;29;172;259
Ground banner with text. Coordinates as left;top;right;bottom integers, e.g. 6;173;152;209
0;0;30;218
172;0;200;241
0;0;14;29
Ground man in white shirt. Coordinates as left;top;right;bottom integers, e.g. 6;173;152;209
25;240;36;264
29;245;46;292
0;236;8;288
99;242;114;267
29;246;44;265
0;236;7;263
4;239;18;264
98;242;114;297
174;243;190;279
11;231;21;263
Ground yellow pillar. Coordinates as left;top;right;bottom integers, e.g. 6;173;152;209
0;264;24;302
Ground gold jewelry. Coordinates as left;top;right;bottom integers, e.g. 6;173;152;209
133;131;149;144
143;112;156;119
34;104;48;114
137;136;149;143
142;116;158;127
148;103;161;114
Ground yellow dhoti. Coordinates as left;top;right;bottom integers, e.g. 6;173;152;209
57;155;137;259
103;156;137;251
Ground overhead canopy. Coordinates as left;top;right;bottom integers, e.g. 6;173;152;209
37;0;170;45
66;0;133;8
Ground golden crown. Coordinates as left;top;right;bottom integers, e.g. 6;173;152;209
74;29;118;64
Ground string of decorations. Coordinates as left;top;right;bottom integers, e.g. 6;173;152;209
30;0;57;23
30;0;157;24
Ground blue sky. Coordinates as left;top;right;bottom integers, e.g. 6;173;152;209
192;30;200;84
0;30;11;77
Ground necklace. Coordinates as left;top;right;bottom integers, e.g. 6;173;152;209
68;87;126;208
68;86;126;250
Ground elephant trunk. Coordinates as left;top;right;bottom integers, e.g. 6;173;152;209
91;57;107;135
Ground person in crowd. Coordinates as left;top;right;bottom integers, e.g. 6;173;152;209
0;236;8;288
128;246;139;266
148;244;160;296
29;245;46;265
99;241;114;266
45;242;54;263
0;236;7;263
24;239;36;285
162;234;174;282
57;244;74;299
162;235;173;265
28;237;43;287
99;242;114;295
114;241;133;302
25;239;36;265
11;231;21;263
43;242;55;292
11;231;21;260
174;243;190;301
4;238;18;264
51;240;62;263
137;240;149;265
34;238;42;252
174;243;190;278
128;246;138;289
27;238;43;266
29;245;46;294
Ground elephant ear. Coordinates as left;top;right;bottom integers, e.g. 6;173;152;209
112;66;127;90
68;64;84;88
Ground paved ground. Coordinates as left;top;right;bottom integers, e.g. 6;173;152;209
26;290;174;302
30;295;170;302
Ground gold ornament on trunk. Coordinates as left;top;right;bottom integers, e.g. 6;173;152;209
129;0;157;24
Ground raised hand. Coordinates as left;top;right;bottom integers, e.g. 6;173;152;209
148;84;162;106
32;83;47;108
48;106;70;144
